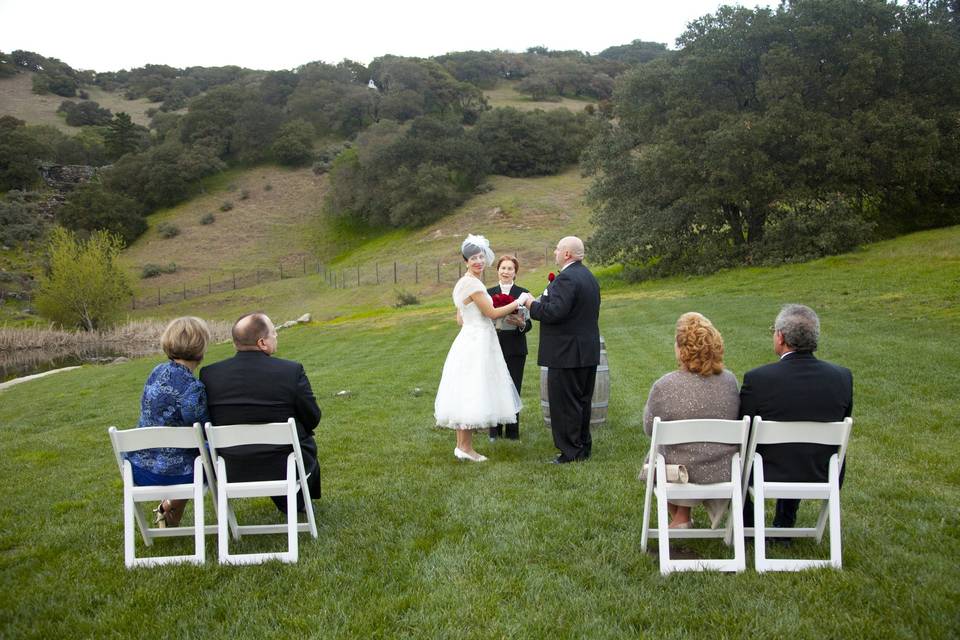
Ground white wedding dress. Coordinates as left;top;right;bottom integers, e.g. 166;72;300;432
435;276;522;429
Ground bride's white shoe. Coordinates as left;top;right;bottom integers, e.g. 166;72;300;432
454;447;487;462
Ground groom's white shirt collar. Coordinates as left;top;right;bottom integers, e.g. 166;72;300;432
560;259;578;271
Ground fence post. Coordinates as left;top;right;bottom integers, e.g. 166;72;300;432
376;262;380;285
415;262;419;284
394;261;397;284
303;256;306;275
233;272;236;289
256;270;260;284
131;295;135;310
279;263;283;280
208;275;212;294
545;246;549;266
356;265;360;287
459;263;462;278
183;284;186;300
437;262;440;283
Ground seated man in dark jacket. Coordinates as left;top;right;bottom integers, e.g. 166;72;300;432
739;303;853;529
200;312;321;512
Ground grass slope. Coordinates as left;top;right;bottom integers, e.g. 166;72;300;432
122;166;327;294
124;166;592;321
1;226;958;638
0;72;154;130
484;80;595;113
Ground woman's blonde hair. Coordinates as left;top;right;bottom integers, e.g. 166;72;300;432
161;316;210;362
675;312;724;376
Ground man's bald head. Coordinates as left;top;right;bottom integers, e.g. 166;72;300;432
232;312;275;352
555;236;585;267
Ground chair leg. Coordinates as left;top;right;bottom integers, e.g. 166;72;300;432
828;457;842;569
287;456;298;563
730;455;746;572
753;456;768;573
217;459;230;563
123;468;136;568
640;465;654;551
193;459;205;565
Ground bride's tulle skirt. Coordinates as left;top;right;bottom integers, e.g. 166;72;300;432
434;323;522;429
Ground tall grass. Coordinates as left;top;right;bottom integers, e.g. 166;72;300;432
0;319;233;352
0;227;957;638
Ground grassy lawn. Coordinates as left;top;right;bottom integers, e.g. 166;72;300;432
1;226;958;638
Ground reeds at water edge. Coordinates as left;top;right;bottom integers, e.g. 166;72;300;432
0;319;234;353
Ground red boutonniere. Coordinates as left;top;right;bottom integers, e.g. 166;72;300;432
491;293;515;308
548;272;556;282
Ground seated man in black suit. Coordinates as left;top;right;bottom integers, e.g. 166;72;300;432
200;312;321;512
739;303;853;529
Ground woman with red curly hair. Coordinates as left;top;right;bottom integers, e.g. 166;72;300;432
642;312;739;529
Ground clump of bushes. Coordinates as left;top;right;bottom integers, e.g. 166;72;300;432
141;262;178;278
394;290;420;308
157;222;180;238
239;189;250;200
219;201;234;212
200;213;215;225
264;183;273;191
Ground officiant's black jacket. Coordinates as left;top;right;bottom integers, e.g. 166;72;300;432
739;351;853;482
530;261;601;369
487;283;533;357
200;351;321;486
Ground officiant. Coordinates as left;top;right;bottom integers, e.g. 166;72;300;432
488;255;533;441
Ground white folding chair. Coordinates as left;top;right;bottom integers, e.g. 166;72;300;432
204;419;318;565
742;416;853;572
640;416;751;574
108;423;213;568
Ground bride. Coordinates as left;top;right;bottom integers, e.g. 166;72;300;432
434;234;529;462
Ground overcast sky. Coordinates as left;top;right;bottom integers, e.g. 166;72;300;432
0;0;775;72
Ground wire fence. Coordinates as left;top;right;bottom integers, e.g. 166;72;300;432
131;246;557;310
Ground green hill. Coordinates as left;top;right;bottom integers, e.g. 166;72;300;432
122;164;593;322
0;225;957;637
0;71;155;130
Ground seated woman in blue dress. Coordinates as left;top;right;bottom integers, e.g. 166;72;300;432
126;316;211;527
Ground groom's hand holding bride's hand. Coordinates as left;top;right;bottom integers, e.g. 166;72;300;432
517;292;534;308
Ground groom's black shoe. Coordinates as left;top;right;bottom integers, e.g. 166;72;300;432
548;455;572;464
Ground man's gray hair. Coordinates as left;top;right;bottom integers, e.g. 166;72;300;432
774;304;820;351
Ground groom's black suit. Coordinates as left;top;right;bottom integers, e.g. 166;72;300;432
530;261;601;461
200;351;322;509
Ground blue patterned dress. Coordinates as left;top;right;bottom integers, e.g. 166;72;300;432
126;361;210;485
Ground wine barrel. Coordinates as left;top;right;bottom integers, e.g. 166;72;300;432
540;336;609;427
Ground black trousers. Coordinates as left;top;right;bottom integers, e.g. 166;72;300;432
547;365;596;461
490;354;526;439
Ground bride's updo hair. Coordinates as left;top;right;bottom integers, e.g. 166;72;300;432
461;233;494;266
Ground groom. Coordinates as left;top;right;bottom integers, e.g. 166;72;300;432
523;236;601;463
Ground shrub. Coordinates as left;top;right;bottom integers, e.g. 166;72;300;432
239;189;250;200
264;183;273;191
157;222;180;238
34;228;132;330
58;182;146;244
394;290;420;308
0;191;47;246
141;262;178;278
219;201;233;212
200;212;215;225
